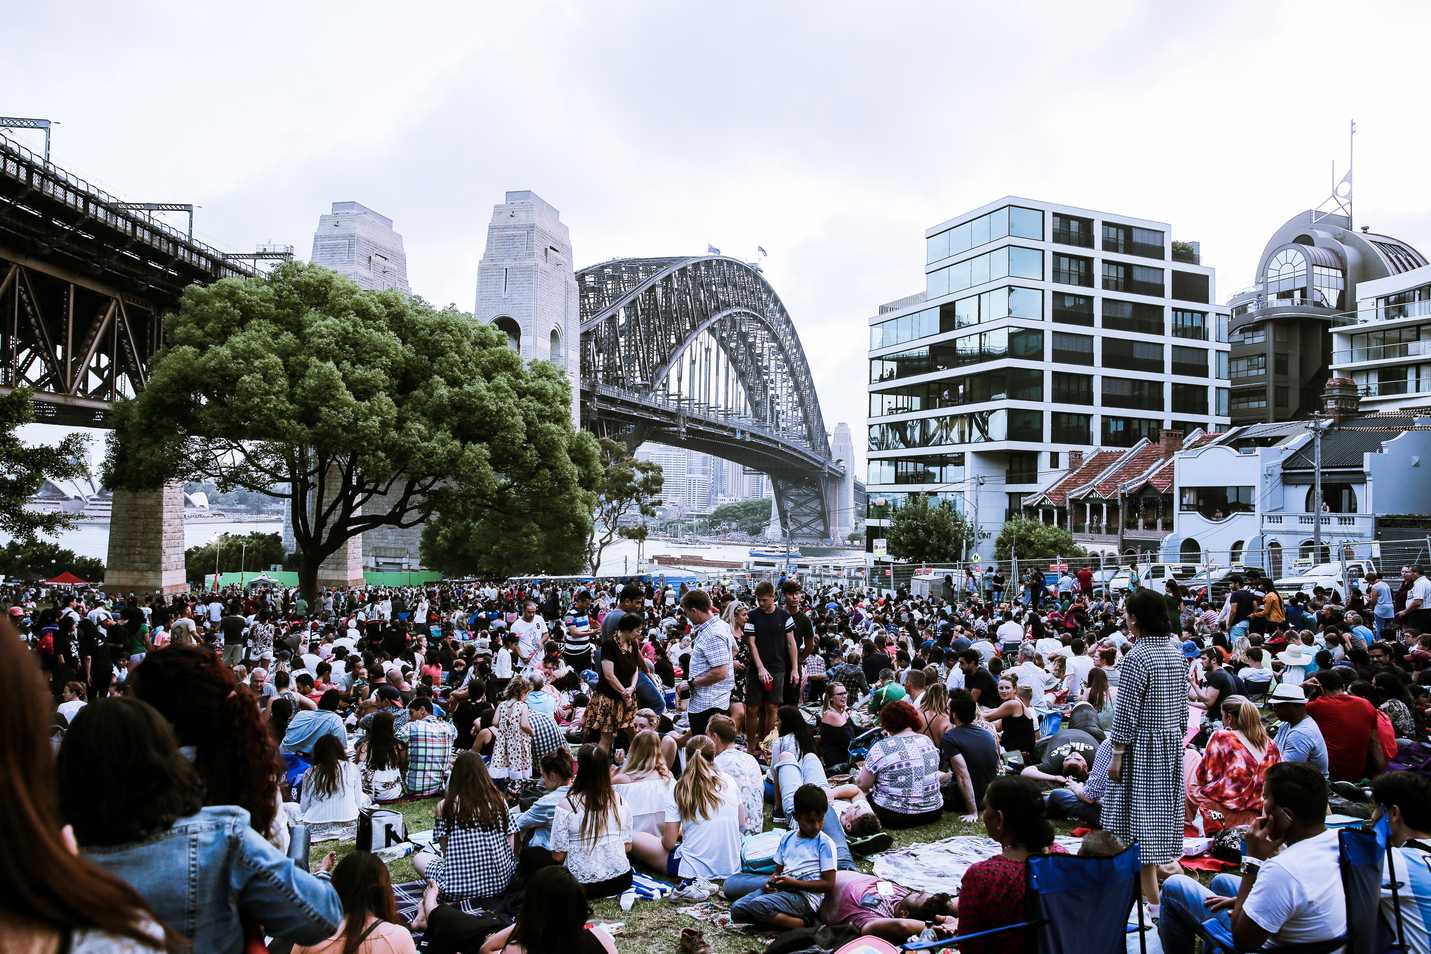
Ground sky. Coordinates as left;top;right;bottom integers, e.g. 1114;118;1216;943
9;0;1431;477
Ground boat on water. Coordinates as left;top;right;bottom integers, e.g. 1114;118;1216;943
748;546;800;561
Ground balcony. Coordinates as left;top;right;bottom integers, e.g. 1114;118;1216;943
1103;238;1165;260
1260;512;1375;536
1353;381;1431;400
1052;227;1094;249
1103;275;1165;297
1332;339;1431;365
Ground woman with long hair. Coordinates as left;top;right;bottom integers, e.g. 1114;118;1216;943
956;776;1057;954
58;697;342;953
299;734;370;842
550;744;633;898
294;851;415;954
630;735;745;883
818;680;856;769
1187;695;1281;829
410;752;516;930
981;679;1037;765
771;703;819;769
130;646;287;849
477;866;617;954
356;710;406;803
920;682;952;748
612;729;676;838
1082;667;1117;734
0;619;173;953
722;600;750;733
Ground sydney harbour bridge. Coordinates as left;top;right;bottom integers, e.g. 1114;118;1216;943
0;131;845;589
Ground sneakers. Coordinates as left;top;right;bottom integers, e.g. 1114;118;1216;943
670;878;716;902
849;831;895;856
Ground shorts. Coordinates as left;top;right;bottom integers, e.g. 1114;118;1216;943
665;847;684;877
689;706;727;736
746;670;787;707
730;887;815;926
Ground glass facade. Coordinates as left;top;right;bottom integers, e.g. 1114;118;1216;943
1051;332;1095;366
1102;222;1165;258
1171;309;1208;340
869;327;1044;383
1103;299;1164;335
1377;281;1431;320
927;246;1043;299
1180;485;1254;518
868;408;1043;450
926;205;1043;264
867;454;966;485
1052;253;1094;287
1104;339;1163;373
868;367;1043;415
869;286;1043;350
1102;377;1163;411
1051;411;1092;444
1172;346;1208;377
1229;354;1266;379
1052;371;1093;405
1051;292;1094;326
1102;415;1162;447
1052;213;1094;248
1172;383;1207;414
1102;262;1165;296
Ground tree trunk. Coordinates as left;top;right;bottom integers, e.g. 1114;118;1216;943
298;552;322;608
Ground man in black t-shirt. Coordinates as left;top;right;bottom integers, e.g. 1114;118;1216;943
942;689;1000;819
744;580;797;756
956;649;998;704
1194;647;1239;717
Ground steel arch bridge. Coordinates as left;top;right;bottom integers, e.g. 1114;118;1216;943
577;255;844;541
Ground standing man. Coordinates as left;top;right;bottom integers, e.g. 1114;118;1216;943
602;584;645;642
511;601;548;672
745;580;798;757
781;580;812;705
1366;571;1397;641
680;589;734;736
561;589;597;672
1398;564;1431;634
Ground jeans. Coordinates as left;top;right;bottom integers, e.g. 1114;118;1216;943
729;885;815;925
773;758;855;870
723;872;771;900
1047;788;1102;826
1157;873;1241;954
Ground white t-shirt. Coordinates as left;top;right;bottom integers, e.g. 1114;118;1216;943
493;647;515;680
996;620;1024;646
512;617;548;663
1410;576;1431;610
616;775;677;838
663;773;743;880
1242;828;1346;946
58;699;86;723
1068;655;1095;683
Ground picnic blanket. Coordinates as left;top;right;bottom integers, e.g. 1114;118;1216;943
676;899;760;934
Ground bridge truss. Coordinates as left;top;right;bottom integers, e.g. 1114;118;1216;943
578;255;843;540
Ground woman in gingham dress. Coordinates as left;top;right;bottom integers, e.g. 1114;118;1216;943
1101;588;1188;905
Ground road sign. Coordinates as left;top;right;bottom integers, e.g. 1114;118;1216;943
873;539;888;558
971;553;981;563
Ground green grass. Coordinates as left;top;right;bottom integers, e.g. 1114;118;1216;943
312;800;1036;954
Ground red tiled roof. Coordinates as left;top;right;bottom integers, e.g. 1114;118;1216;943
1025;450;1123;507
1134;430;1223;494
1080;441;1170;500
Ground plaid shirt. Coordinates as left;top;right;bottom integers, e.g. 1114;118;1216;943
688;616;735;714
398;714;456;796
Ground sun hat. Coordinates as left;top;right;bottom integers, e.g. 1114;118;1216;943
1180;639;1200;660
1277;644;1316;666
1268;683;1308;704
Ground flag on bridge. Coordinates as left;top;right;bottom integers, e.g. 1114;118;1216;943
707;245;721;255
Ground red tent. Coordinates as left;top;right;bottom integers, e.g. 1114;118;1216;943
45;571;89;586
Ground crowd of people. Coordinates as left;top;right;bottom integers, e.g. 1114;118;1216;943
3;559;1431;952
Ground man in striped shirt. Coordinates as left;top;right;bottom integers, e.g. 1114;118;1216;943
680;589;734;736
561;589;596;671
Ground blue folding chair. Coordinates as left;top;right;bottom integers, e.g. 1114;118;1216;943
1198;825;1384;954
901;842;1147;954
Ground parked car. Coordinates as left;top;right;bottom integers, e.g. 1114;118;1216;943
1108;563;1199;594
1185;565;1268;605
1275;560;1376;599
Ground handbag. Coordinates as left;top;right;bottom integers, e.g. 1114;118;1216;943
357;807;407;852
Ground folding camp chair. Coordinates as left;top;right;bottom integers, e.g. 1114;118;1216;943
901;842;1148;954
1197;825;1384;954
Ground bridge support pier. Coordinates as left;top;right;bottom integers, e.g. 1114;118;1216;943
316;468;364;589
104;483;187;593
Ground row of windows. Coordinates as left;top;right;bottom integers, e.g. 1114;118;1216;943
1377;281;1431;320
868;409;1222;452
868;367;1044;415
869;328;1044;383
867;491;963;520
926;246;1043;299
867;454;967;486
869;286;1042;350
1102;222;1165;258
1103;261;1165;296
926;205;1043;264
1230;389;1267;411
1180;486;1254;518
1229;354;1266;378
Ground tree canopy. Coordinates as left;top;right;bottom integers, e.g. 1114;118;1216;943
994;517;1086;561
0;388;91;541
0;538;104;583
184;531;286;588
886;496;972;564
104;263;600;599
584;438;663;574
701;497;771;536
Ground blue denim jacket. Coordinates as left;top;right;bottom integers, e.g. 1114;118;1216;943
84;805;342;954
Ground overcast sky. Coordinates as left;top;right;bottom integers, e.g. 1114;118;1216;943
10;0;1431;476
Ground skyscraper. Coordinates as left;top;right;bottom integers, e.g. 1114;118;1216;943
829;422;856;539
310;202;410;294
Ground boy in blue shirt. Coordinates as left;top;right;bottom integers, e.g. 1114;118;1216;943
731;784;839;929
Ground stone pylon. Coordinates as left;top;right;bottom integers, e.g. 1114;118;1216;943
104;483;187;593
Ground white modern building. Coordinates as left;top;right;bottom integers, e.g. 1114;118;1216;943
866;197;1231;560
310;202;411;294
1160;383;1431;576
1330;263;1431;411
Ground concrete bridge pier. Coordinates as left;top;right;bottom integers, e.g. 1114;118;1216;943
104;483;188;594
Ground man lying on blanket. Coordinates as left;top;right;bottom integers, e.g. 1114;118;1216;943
727;864;958;941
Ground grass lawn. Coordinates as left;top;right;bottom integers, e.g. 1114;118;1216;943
313;801;1033;954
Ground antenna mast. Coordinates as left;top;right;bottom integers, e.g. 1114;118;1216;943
1312;119;1355;227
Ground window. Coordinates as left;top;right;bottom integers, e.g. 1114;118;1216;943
1101;415;1162;447
1052;372;1093;405
926;205;1042;263
1103;299;1164;335
1229;354;1266;379
1052;213;1094;248
1180;486;1254;518
1051;412;1092;444
1049;451;1060;468
1007;451;1039;483
1171;271;1211;303
1102;377;1163;411
1008;410;1043;441
1216;313;1230;343
1053;253;1094;287
1052;292;1094;326
1104;339;1163;373
1172;383;1207;414
1102;223;1165;258
927;247;1043;299
1180;538;1202;562
867;409;1044;450
1229;390;1267;411
1103;262;1165;296
1171;346;1207;377
867;454;967;486
1216;387;1229;416
1215;351;1229;379
1262;247;1307;293
869;323;1048;383
1009;328;1043;360
1171;309;1208;340
1052;332;1094;366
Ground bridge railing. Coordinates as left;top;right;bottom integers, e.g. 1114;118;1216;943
0;132;252;280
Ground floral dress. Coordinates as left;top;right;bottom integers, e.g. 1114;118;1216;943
489;699;531;780
1189;730;1281;826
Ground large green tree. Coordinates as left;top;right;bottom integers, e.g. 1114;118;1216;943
702;497;771;536
184;531;286;588
887;496;973;564
0;538;105;583
994;517;1086;561
104;263;600;600
585;438;663;574
0;388;91;540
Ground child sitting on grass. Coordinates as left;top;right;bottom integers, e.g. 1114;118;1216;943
730;784;838;930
